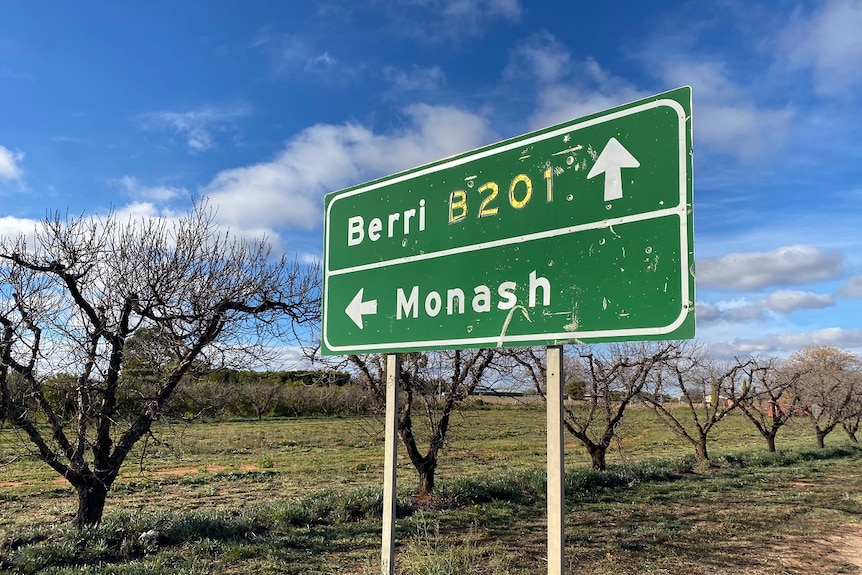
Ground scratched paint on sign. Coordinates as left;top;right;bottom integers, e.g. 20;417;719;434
322;86;694;355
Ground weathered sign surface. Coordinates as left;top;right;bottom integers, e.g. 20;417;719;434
322;86;694;355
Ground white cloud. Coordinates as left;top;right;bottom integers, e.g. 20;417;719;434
696;290;835;326
510;34;774;139
698;244;844;291
721;300;765;322
384;65;445;92
253;32;305;71
114;202;162;219
253;345;315;371
0;215;38;240
773;0;862;97
695;103;793;160
837;276;862;298
529;80;646;130
438;0;522;23
695;302;721;323
707;327;862;359
298;251;321;266
653;58;794;161
202;104;495;231
761;290;835;314
137;105;250;152
373;0;521;42
509;35;644;130
253;31;345;79
118;176;187;202
312;52;337;67
489;0;521;21
630;13;798;162
0;145;24;180
505;32;571;83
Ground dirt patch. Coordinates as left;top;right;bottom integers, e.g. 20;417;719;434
150;465;228;476
0;481;24;488
831;527;862;568
772;519;862;574
151;466;202;476
31;464;262;487
410;493;450;509
138;464;262;477
774;474;862;574
775;532;862;574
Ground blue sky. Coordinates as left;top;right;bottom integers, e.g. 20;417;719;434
2;0;861;363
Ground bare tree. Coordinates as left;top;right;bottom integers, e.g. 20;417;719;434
734;356;807;453
789;346;862;448
0;204;319;528
842;393;862;443
349;349;496;496
240;378;285;420
640;346;753;463
509;343;681;471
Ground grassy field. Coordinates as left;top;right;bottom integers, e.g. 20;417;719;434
1;404;860;574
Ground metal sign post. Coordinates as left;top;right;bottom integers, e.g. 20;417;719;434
320;87;694;574
546;346;566;574
381;353;400;575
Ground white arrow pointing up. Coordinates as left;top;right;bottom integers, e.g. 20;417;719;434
586;137;640;202
345;288;378;330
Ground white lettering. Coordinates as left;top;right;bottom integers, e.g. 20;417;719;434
529;270;551;307
368;218;382;242
346;199;427;247
497;281;517;310
347;216;364;246
388;212;400;238
447;288;465;315
396;287;419;319
473;285;491;312
403;208;415;235
395;273;551;321
425;291;442;317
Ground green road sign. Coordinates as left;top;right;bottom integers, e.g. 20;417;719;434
322;86;694;355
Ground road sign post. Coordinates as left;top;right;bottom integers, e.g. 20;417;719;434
381;354;399;575
322;86;693;355
546;346;565;573
322;87;694;575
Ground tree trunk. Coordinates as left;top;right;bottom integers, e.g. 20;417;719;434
73;479;110;529
843;421;859;443
695;440;709;463
587;444;607;471
418;463;435;496
815;430;826;449
765;433;777;453
398;416;439;496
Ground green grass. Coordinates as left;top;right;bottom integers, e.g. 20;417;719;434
1;406;861;574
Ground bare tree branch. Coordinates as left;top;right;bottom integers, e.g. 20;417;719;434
0;201;320;528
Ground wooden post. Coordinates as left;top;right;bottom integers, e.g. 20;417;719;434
546;345;566;574
381;353;400;575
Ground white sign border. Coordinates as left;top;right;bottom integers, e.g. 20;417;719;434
323;95;691;354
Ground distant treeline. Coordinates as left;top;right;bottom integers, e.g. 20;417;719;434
201;369;352;388
1;368;376;425
170;369;374;420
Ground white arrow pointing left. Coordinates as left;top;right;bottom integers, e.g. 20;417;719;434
587;137;640;202
345;288;378;329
